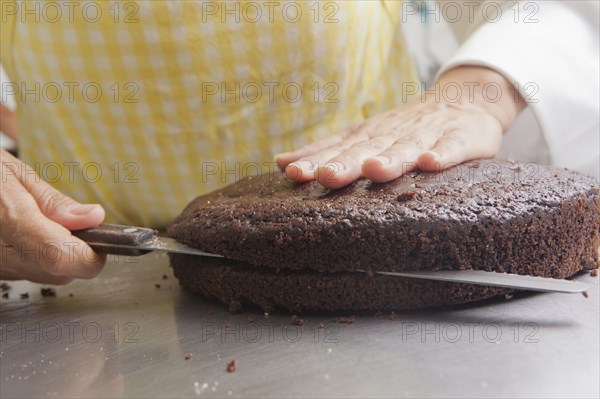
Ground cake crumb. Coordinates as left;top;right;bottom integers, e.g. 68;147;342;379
40;288;56;297
69;293;74;298
504;293;514;300
388;311;398;321
290;315;304;326
2;292;8;299
20;293;29;300
317;322;324;330
184;353;192;360
590;269;598;277
397;191;418;202
154;284;161;289
0;282;11;292
582;291;589;298
247;316;255;324
226;359;236;373
334;315;355;324
224;322;232;330
162;274;168;280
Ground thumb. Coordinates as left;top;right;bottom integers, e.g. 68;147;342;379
41;195;105;231
16;165;105;231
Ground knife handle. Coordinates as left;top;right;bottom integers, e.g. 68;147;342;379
72;223;156;256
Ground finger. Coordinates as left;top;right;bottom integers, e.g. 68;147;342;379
314;135;398;189
14;158;105;231
417;129;502;172
0;246;75;285
284;133;369;182
274;128;352;170
284;148;345;182
24;218;107;280
362;136;432;183
2;174;107;280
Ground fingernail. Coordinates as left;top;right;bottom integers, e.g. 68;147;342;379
289;161;313;174
286;161;313;179
428;151;441;160
69;204;101;216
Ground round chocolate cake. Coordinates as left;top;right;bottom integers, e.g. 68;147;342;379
167;160;600;313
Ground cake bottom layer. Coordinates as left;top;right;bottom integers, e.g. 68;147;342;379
170;255;520;314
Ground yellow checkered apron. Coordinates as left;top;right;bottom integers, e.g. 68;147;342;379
1;0;417;227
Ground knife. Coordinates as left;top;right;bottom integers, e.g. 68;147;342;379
72;223;222;257
72;224;589;294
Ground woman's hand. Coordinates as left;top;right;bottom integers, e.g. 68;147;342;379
1;149;106;284
276;66;525;189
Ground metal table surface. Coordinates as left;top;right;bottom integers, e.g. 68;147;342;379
1;253;598;398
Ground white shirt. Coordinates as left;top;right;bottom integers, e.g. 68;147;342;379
437;0;600;178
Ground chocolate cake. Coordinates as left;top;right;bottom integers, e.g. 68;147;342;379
167;160;600;313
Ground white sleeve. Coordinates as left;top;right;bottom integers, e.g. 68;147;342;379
436;0;600;178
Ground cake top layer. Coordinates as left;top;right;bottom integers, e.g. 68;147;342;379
168;159;599;273
177;159;598;224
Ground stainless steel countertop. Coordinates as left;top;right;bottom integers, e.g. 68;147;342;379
1;253;598;398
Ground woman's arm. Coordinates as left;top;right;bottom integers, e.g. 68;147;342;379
0;103;17;142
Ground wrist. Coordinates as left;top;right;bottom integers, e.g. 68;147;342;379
435;66;525;132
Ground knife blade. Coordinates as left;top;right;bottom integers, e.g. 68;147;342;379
72;224;588;294
368;270;588;294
